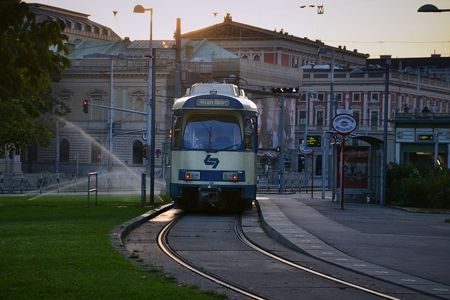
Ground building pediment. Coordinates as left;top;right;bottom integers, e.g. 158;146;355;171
182;15;298;41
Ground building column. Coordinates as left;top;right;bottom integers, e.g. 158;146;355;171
395;142;401;164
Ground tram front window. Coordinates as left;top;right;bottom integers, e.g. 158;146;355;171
183;115;242;151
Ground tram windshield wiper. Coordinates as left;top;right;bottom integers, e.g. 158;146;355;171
205;143;241;153
218;143;241;151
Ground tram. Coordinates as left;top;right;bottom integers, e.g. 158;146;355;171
169;83;258;211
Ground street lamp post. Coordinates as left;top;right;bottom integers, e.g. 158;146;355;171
381;59;390;206
318;46;335;199
134;4;155;204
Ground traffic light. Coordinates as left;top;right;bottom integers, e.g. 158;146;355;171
82;99;89;113
272;87;299;94
142;144;147;159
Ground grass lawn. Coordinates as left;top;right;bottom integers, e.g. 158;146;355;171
0;194;221;300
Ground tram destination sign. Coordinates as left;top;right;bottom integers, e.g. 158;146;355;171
196;98;230;107
332;113;357;135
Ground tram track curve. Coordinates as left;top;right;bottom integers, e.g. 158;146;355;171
157;213;401;300
157;214;267;300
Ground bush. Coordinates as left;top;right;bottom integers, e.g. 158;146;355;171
387;163;450;209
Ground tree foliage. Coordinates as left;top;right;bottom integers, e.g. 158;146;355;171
0;0;70;151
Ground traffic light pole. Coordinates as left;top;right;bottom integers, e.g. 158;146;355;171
84;101;147;115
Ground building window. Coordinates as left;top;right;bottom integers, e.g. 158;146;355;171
334;92;343;102
291;56;299;67
85;24;92;33
60;139;70;162
91;140;102;163
316;110;324;128
88;90;107;120
253;54;261;61
75;22;82;30
241;54;249;60
317;93;325;102
352;110;361;127
370;92;380;102
298;110;306;128
300;93;306;102
352;92;361;102
370;111;379;128
314;73;328;79
132;140;144;165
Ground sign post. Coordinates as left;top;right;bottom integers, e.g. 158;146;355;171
332;113;357;209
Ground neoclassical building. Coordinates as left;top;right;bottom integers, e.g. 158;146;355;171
10;4;450;198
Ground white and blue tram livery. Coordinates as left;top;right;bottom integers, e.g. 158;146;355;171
169;83;258;211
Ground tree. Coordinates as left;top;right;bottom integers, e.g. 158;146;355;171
0;0;70;152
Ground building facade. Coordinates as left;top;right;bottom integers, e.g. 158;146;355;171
9;5;450;198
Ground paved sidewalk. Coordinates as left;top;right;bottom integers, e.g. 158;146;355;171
256;193;450;299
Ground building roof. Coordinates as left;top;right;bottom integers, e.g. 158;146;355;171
368;55;450;69
68;40;128;59
182;13;368;59
29;2;121;42
184;39;238;62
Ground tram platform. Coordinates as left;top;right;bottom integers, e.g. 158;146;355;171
255;192;450;299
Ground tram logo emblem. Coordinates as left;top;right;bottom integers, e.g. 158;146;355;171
204;154;220;169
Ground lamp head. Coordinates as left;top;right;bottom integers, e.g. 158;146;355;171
418;4;439;12
133;5;145;13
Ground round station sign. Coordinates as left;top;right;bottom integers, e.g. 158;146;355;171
332;113;357;135
299;144;313;155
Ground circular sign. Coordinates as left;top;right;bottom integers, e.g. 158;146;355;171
299;144;313;155
332;113;357;135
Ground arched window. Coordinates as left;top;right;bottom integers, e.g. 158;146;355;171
253;54;261;61
132;140;144;165
91;140;102;163
60;139;70;162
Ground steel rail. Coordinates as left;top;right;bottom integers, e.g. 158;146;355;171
156;215;267;300
234;218;400;300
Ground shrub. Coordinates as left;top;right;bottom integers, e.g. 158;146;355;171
387;164;450;209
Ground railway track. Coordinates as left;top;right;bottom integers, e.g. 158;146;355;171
156;213;401;300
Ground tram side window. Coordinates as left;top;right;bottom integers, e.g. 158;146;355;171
244;116;257;151
172;115;182;150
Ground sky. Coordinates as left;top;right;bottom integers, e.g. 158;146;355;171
26;0;450;58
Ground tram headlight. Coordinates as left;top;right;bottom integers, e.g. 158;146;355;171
184;171;200;181
223;172;239;182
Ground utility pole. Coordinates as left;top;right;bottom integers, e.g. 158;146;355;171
278;95;286;193
174;18;182;99
381;58;390;205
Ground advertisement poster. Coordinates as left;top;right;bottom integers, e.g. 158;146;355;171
337;146;369;189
